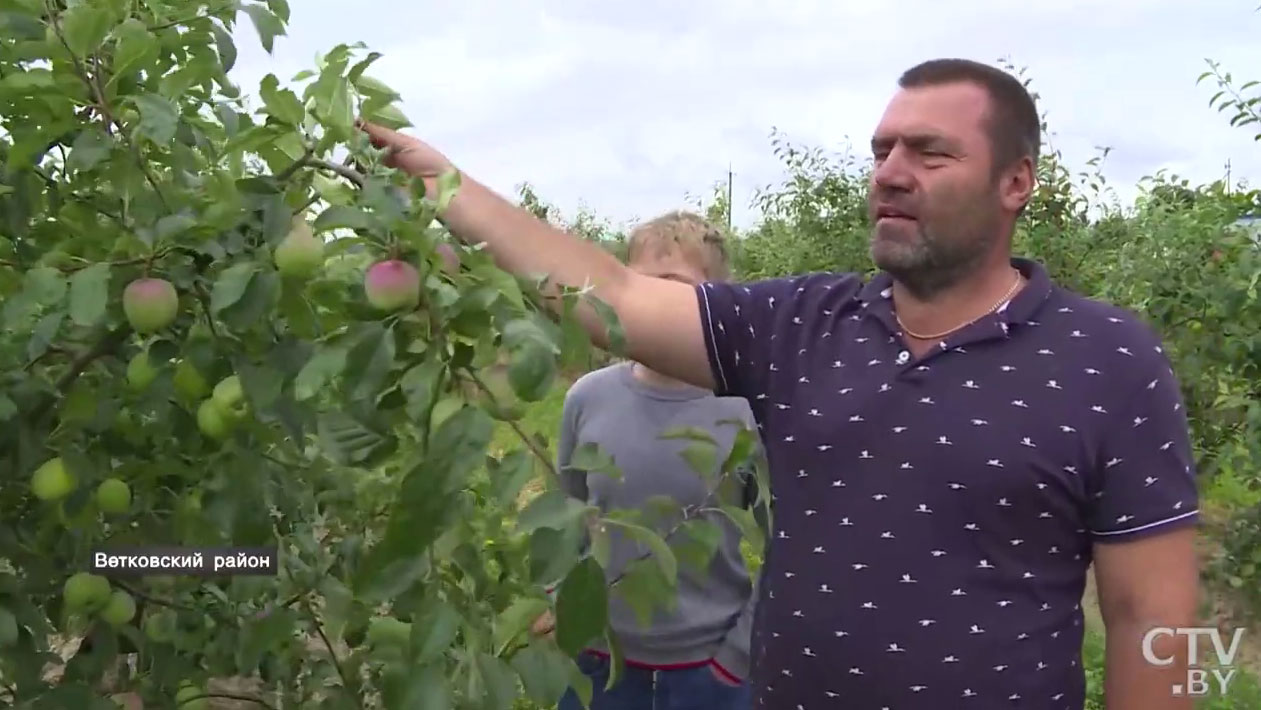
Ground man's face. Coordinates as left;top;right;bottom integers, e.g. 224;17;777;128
629;245;709;286
867;81;1010;298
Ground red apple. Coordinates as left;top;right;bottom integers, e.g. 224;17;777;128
122;278;178;334
364;260;420;312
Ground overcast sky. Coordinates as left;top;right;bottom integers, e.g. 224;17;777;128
227;0;1261;231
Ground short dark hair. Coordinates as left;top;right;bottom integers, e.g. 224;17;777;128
898;58;1041;173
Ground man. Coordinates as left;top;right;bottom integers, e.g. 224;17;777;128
360;57;1201;709
536;211;763;709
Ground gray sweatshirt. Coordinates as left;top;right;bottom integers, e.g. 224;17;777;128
554;361;766;680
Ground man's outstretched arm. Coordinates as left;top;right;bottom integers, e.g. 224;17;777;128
358;121;716;391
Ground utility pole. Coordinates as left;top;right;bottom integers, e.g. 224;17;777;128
726;163;733;233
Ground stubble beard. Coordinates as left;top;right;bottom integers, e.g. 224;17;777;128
868;190;1002;301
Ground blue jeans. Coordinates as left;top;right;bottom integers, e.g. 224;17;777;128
557;653;752;710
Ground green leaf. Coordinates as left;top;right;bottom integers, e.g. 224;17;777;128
473;653;520;710
568;442;620;478
606;519;678;586
236;361;283;411
242;4;285;53
260;73;305;126
60;4;115;57
673;519;724;575
29;311;63;360
411;597;462;664
517;489;591;535
210;262;257;313
382;663;450;710
317;411;390;465
294;343;349;401
0;69;55;94
68;263;110;327
235;608;295;673
110;18;157;78
613;558;674;627
210;20;237;73
489;449;537;506
313;205;373;232
67;127;114;172
719;505;764;554
324;77;354;141
131;93;180;146
679;440;718;478
511;642;574;706
363;102;411;130
555;557;608;656
24;266;68;307
0;606;17;648
0;395;16;422
400;353;445;422
353;74;400;101
493;597;550;655
356;407;493;597
342;323;396;403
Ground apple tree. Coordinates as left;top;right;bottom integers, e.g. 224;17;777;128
0;1;767;708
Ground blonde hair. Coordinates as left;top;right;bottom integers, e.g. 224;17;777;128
625;210;731;281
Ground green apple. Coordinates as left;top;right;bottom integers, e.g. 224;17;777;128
31;457;75;501
143;609;176;643
99;589;136;626
172;359;209;401
366;616;411;647
175;681;208;709
126;351;158;391
273;216;324;278
211;375;247;420
96;478;131;514
122;277;179;334
63;572;111;613
196;399;230;440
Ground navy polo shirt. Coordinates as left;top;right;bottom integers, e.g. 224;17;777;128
694;257;1200;709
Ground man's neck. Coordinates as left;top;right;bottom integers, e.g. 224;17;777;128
892;255;1024;341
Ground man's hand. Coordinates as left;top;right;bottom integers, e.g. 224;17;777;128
358;120;454;180
531;609;555;639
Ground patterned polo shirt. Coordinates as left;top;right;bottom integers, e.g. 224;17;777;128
693;257;1200;709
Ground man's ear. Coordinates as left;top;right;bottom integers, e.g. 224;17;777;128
1001;156;1037;215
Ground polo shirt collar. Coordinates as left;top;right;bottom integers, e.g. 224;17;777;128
855;257;1055;347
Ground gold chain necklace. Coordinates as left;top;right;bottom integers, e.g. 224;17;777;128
895;270;1024;341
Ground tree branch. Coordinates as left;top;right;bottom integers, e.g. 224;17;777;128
177;691;278;710
308;159;366;189
301;598;363;708
111;580;202;615
29;325;132;423
464;368;558;478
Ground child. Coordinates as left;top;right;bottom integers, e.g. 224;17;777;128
541;211;765;710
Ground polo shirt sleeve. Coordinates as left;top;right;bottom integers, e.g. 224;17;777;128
1087;349;1200;543
694;279;785;400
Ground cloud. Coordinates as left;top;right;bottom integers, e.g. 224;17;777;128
229;0;1261;230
